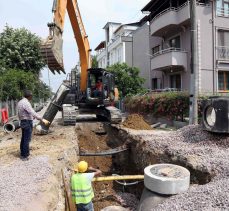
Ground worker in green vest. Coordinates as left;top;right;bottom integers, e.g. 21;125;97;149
71;160;102;211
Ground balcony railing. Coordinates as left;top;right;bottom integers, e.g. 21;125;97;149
152;48;186;58
151;1;190;23
150;48;188;71
217;46;229;60
216;7;229;17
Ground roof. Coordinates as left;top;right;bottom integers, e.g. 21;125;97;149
94;41;106;51
141;0;161;12
113;22;141;34
103;22;122;29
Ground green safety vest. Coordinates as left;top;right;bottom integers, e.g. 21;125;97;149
71;173;94;204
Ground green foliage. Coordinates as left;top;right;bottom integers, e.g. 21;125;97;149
0;26;51;102
107;63;145;97
0;59;7;74
124;92;206;121
0;69;37;100
0;25;45;75
91;55;98;68
33;81;52;102
0;69;52;101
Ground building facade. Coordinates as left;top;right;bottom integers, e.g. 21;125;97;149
95;22;139;69
140;0;229;93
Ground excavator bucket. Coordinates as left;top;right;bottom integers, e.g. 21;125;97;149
40;26;65;74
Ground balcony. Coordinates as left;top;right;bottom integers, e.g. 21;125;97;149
96;48;106;61
150;2;190;36
107;36;132;52
216;46;229;61
151;48;188;71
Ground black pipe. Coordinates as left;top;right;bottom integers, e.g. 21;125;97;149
36;82;70;134
79;146;129;156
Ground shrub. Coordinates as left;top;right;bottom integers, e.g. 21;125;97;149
124;92;206;122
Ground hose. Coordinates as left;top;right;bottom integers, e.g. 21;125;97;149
112;174;143;186
80;146;129;156
92;175;144;182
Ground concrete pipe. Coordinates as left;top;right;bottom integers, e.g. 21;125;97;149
101;206;128;211
137;188;170;211
144;164;190;195
36;82;70;134
3;120;20;133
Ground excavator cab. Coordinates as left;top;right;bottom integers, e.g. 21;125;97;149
86;68;116;106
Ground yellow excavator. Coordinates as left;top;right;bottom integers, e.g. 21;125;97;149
37;0;122;133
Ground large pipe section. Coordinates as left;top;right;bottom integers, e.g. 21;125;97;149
36;82;70;134
3;120;20;133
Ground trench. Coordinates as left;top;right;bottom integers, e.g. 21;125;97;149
76;121;213;210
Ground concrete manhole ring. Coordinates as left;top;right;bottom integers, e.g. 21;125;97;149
101;206;128;211
144;163;190;195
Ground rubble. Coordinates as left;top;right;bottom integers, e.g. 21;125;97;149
114;124;229;210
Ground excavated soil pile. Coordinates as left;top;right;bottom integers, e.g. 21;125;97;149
122;114;152;130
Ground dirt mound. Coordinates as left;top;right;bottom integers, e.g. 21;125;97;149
122;114;151;130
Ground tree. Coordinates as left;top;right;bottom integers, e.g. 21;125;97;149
107;63;145;97
0;26;52;102
0;69;52;101
0;25;45;75
33;81;52;102
91;55;98;68
0;69;37;100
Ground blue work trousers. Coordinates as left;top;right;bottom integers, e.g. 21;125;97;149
76;201;94;211
20;120;33;158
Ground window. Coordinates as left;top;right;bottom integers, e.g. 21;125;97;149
152;45;160;55
218;71;229;90
218;30;229;46
169;36;181;49
217;30;229;60
216;0;229;17
152;78;158;90
117;47;122;62
110;52;113;65
170;74;181;89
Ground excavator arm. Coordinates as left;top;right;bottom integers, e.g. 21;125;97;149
41;0;91;91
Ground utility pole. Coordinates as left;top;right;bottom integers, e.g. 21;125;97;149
189;0;198;125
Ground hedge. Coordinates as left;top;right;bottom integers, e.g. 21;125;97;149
123;92;207;122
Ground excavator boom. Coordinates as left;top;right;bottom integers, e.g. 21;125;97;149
41;0;91;91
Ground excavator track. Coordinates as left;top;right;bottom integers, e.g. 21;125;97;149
105;106;122;124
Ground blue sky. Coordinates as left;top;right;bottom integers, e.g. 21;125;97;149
0;0;149;91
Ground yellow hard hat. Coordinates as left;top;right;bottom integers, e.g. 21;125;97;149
77;161;88;173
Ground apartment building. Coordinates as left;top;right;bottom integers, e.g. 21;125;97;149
95;22;139;68
140;0;229;93
132;19;152;89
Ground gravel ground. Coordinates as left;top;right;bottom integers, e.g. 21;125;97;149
0;156;51;211
131;125;229;210
114;192;139;210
